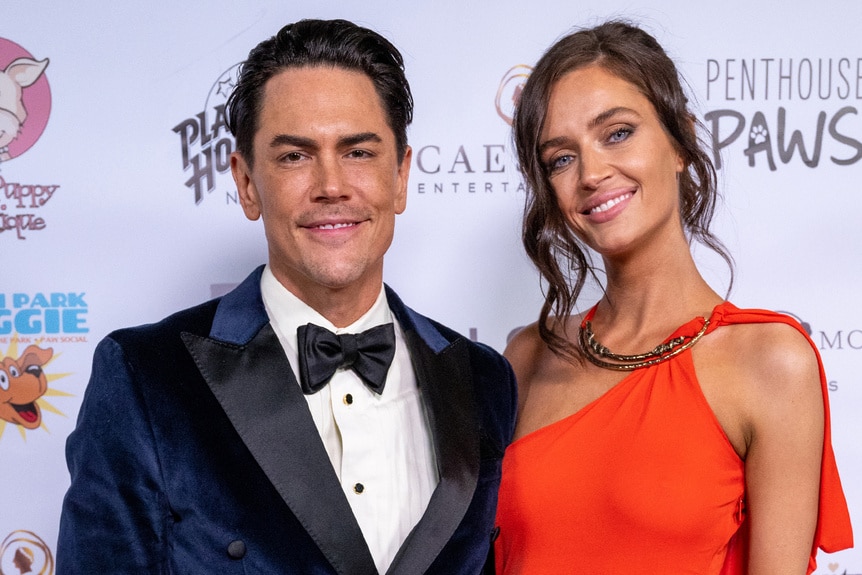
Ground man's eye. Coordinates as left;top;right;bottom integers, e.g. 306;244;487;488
347;149;371;158
282;152;303;162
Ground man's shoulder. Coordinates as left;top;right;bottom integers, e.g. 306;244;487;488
106;267;265;349
106;297;220;349
386;287;500;356
422;314;501;358
391;293;510;378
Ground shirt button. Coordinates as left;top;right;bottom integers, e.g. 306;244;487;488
353;482;365;494
343;393;353;405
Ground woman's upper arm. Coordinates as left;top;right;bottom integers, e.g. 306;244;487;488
742;323;824;575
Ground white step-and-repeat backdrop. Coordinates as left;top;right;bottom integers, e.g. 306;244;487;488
3;1;860;572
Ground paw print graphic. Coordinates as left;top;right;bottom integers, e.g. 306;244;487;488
750;124;769;144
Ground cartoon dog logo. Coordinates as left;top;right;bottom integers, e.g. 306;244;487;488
0;56;49;163
0;345;52;429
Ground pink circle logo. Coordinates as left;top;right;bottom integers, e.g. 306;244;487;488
0;39;51;162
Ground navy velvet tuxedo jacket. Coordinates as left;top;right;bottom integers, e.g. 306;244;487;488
57;267;517;575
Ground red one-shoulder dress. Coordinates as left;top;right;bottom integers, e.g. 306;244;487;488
494;303;852;574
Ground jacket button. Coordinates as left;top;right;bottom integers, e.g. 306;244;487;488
227;539;246;559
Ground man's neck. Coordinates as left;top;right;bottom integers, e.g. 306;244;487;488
270;269;384;328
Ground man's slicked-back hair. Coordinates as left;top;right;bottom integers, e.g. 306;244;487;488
226;19;413;166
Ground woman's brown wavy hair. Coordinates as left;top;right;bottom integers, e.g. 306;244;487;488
514;20;732;362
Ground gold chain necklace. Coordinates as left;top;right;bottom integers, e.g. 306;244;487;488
578;317;710;371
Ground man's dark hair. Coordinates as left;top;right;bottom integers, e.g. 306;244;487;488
227;18;413;166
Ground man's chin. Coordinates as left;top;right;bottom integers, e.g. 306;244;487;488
276;261;383;295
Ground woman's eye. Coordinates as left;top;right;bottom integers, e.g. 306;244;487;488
550;155;574;171
608;128;632;143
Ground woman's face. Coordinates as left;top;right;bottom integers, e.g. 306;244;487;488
539;64;684;259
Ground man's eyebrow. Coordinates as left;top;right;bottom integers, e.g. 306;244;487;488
339;132;382;147
270;134;317;150
268;132;382;150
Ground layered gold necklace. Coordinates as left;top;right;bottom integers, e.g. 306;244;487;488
578;317;710;371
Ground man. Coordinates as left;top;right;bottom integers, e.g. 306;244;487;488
57;18;517;575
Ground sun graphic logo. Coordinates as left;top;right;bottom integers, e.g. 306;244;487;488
0;39;51;165
495;65;531;126
0;338;71;441
0;530;54;575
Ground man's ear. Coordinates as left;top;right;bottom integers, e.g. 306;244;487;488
231;152;261;221
394;146;411;215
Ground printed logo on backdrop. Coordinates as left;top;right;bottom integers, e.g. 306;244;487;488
0;530;54;575
173;64;241;205
411;65;531;196
704;57;862;170
817;316;862;359
0;338;74;441
495;65;531;126
0;38;59;241
0;291;82;440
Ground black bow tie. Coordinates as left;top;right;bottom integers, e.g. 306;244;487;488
296;322;396;395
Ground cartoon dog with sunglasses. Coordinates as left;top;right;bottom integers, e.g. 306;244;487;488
0;345;52;428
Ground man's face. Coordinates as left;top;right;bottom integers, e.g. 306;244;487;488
231;66;410;310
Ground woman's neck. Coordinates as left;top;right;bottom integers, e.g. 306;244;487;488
590;245;723;349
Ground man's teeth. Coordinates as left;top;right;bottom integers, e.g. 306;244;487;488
316;222;355;229
590;193;632;214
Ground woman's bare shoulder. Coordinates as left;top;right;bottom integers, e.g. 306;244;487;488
716;320;819;393
704;320;823;442
504;321;545;380
504;312;586;376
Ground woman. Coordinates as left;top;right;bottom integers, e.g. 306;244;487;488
494;21;852;574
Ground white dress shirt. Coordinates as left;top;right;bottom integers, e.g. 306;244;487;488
260;266;439;574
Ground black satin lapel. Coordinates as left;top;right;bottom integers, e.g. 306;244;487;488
182;326;377;575
387;334;480;575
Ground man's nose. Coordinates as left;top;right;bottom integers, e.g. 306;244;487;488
314;155;350;201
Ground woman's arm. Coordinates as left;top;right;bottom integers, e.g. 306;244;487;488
741;322;824;575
